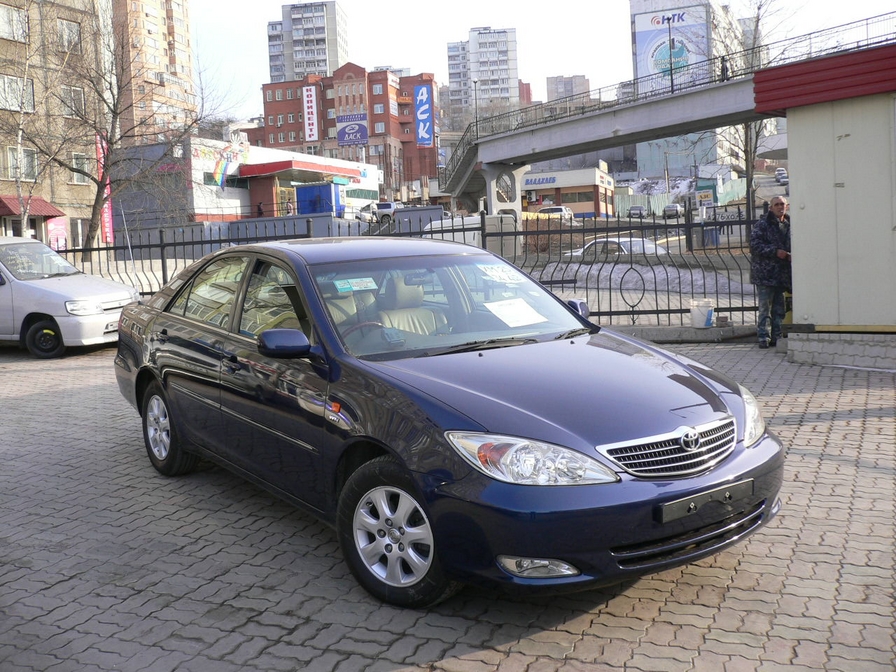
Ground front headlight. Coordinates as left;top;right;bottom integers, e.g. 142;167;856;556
65;300;104;316
446;432;619;485
739;384;766;447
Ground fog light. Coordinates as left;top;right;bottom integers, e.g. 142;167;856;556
497;555;580;578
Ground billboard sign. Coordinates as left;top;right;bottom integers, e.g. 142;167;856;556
414;84;434;147
336;113;369;146
633;6;710;94
303;86;319;142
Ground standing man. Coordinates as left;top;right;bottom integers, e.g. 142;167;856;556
750;196;791;349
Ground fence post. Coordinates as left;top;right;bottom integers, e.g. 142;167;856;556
159;228;169;286
479;210;487;249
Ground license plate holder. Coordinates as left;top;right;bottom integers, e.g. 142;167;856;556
658;479;754;524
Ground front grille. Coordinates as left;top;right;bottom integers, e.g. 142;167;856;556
611;501;765;569
604;418;736;477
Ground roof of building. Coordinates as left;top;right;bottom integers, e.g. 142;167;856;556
0;195;66;217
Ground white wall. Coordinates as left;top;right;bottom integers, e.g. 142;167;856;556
788;93;896;327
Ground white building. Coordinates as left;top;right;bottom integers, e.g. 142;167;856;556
267;1;348;83
447;27;519;130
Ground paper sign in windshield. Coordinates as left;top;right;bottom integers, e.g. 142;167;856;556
333;278;377;292
477;264;526;284
485;298;548;327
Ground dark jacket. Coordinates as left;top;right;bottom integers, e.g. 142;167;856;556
750;211;791;289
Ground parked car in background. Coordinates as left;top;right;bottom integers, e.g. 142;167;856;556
663;203;685;219
536;205;578;225
627;205;649;219
356;202;401;226
114;236;784;608
775;168;788;183
0;237;139;358
563;236;669;262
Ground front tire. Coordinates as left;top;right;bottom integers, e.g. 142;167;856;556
141;381;199;476
337;456;460;608
25;319;65;358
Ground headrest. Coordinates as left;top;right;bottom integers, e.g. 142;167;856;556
381;276;424;310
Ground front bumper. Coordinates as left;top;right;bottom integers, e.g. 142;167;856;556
57;311;122;346
427;433;784;592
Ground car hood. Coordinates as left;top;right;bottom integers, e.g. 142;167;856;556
365;330;740;451
11;273;137;303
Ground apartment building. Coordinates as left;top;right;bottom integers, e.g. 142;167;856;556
249;64;440;203
112;0;198;144
446;26;519;131
267;1;348;83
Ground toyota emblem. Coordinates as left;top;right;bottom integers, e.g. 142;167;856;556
680;428;701;451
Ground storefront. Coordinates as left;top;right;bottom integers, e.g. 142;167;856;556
522;167;616;219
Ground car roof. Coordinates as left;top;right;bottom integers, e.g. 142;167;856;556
0;236;47;247
224;236;495;266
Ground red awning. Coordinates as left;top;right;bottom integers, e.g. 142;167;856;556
239;159;362;180
0;195;66;217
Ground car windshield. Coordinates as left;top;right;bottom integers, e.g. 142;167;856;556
312;253;593;360
0;242;80;280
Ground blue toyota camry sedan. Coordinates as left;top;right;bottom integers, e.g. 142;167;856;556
114;237;784;608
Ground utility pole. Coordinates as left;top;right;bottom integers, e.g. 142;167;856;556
666;17;675;94
473;79;479;138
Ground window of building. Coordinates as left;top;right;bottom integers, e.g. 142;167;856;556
60;85;85;117
288;131;295;141
374;122;384;133
287;113;294;123
268;115;274;125
275;89;283;101
268;133;274;144
57;19;81;53
0;74;34;112
5;146;37;180
286;88;293;99
373;103;383;114
327;109;335;119
71;152;89;184
278;132;284;142
372;84;383;95
266;90;272;101
276;114;283;125
0;4;27;42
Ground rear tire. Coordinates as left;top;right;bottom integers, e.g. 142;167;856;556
141;380;199;476
337;456;460;608
25;319;65;358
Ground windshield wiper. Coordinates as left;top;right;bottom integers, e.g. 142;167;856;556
554;326;598;340
421;337;537;356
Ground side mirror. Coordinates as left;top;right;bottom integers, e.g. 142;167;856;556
566;298;590;319
257;328;311;358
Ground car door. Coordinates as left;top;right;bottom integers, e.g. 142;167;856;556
0;264;15;337
217;258;333;511
151;254;251;452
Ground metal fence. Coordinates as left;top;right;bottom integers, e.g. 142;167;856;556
57;206;758;328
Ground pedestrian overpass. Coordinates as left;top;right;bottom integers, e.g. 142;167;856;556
441;11;896;215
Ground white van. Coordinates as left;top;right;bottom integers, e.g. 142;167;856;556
0;237;139;358
421;213;522;259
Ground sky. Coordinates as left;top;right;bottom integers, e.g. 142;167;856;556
189;0;896;121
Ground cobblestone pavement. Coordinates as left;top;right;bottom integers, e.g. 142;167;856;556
1;342;893;672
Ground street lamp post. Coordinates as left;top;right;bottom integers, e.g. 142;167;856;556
472;79;479;137
666;18;675;94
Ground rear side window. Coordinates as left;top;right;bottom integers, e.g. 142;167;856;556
168;256;250;329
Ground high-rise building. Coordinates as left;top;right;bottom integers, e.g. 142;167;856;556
267;1;348;83
446;26;519;131
113;0;198;143
546;75;591;102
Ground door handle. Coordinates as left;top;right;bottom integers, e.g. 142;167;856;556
222;354;242;373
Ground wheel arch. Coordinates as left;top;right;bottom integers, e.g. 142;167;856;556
18;312;56;347
334;439;393;500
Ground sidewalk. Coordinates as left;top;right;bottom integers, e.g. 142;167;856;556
0;342;893;672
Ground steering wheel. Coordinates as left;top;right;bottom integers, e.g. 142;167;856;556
341;320;385;338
